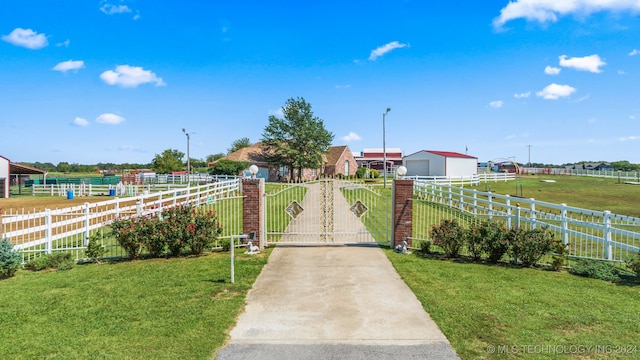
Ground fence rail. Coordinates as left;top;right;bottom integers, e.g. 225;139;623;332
402;173;515;186
2;179;242;262
412;181;640;263
569;169;640;181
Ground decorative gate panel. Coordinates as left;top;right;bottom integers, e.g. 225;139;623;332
265;179;389;245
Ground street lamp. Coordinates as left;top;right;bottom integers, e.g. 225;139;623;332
249;165;259;179
383;107;391;188
182;128;193;187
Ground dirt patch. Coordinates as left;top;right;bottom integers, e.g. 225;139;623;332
0;196;110;214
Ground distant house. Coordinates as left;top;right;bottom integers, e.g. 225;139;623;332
353;148;403;174
210;143;357;181
568;162;613;171
402;150;478;177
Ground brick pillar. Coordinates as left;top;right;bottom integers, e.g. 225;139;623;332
242;179;263;248
392;180;413;248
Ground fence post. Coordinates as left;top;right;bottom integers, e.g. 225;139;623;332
242;178;264;248
529;199;536;229
459;188;464;211
504;195;511;228
603;210;612;261
392;179;413;249
45;209;52;254
561;203;568;245
488;192;493;221
84;202;90;245
472;190;477;217
115;197;120;218
136;198;143;216
514;204;521;229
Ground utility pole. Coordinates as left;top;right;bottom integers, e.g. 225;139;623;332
527;144;532;166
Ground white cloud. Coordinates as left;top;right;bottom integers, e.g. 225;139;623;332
96;113;125;125
588;118;597;124
119;144;144;152
514;91;531;99
559;54;605;73
630;115;636;120
335;84;352;89
544;66;561;75
341;132;362;142
619;136;639;141
506;134;517;140
100;65;165;87
494;0;640;28
489;100;503;109
617;70;626;75
268;108;284;117
100;3;131;15
133;11;141;20
536;83;576;100
630;49;640;56
369;41;408;61
72;117;89;127
56;39;70;47
1;28;48;49
53;60;85;73
575;93;590;102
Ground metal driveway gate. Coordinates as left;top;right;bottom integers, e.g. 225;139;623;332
264;179;389;245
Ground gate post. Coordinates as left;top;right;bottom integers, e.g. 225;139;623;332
392;179;414;249
242;178;264;248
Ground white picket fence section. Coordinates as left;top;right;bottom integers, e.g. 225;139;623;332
569;169;640;181
413;181;640;263
31;182;189;197
402;173;516;186
2;179;242;262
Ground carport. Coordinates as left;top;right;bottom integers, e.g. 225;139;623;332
8;162;48;197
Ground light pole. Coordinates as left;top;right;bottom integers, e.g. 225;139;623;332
182;128;193;187
383;107;391;188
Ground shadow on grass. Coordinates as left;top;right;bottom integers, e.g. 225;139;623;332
400;249;640;286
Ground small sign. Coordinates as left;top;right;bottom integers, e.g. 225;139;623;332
207;196;215;204
285;200;304;219
350;200;368;218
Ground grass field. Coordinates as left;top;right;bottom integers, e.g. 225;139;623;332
0;250;270;360
386;249;640;360
479;174;640;217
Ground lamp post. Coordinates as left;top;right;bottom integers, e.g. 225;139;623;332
249;164;259;179
182;128;193;187
383;107;391;188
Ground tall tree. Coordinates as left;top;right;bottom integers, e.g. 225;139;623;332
151;149;185;173
227;137;252;154
262;97;334;181
206;153;226;163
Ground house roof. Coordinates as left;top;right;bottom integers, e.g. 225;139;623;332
324;145;348;165
405;150;477;159
10;162;48;175
211;143;351;166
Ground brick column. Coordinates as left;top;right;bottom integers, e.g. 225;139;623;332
242;179;263;248
392;180;413;248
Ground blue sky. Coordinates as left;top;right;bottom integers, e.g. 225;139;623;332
1;0;639;165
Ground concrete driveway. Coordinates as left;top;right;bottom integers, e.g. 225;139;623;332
215;245;459;359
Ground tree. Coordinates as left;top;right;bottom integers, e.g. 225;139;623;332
227;137;252;154
210;159;248;176
206;153;226;163
262;97;334;181
151;149;185;174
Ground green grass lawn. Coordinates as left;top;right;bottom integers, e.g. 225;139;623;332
386;249;640;360
479;175;640;217
0;250;270;360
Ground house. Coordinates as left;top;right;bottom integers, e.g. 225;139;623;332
567;162;613;171
210;143;358;181
0;155;48;198
353;148;403;174
402;150;478;177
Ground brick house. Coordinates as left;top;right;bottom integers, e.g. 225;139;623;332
210;143;358;181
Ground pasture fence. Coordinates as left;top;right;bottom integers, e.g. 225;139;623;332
402;173;515;186
411;181;640;264
1;179;243;263
569;169;640;181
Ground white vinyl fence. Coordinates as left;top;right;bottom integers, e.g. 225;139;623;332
412;181;640;264
2;179;243;263
569;169;640;181
402;173;515;186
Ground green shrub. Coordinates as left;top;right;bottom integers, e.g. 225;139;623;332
625;253;640;280
184;208;222;255
0;237;22;278
430;219;465;258
550;239;569;271
464;222;486;260
111;217;144;259
570;259;621;282
509;227;554;267
85;233;106;263
414;240;432;254
25;253;74;271
480;221;510;263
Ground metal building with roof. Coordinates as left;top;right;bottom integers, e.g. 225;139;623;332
0;155;48;198
402;150;478;177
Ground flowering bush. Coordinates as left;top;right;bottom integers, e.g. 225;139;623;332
509;227;555;267
464;223;485;260
111;205;223;259
479;221;510;263
430;219;465;258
